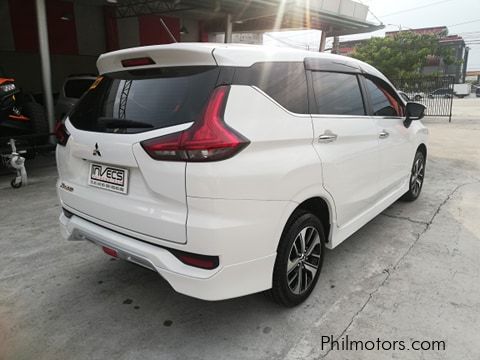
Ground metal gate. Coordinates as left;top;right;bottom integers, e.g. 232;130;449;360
392;75;455;122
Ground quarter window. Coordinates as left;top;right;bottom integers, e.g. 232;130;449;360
310;72;365;115
234;62;308;114
364;77;404;117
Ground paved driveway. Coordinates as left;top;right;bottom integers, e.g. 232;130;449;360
1;98;479;360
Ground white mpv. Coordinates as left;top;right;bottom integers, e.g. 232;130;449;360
56;43;428;306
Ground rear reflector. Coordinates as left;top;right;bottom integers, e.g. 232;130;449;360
121;57;155;67
141;85;249;162
170;250;219;270
102;246;118;258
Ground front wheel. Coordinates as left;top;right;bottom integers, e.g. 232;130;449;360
270;210;325;307
402;151;426;202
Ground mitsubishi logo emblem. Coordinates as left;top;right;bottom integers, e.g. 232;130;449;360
93;143;101;157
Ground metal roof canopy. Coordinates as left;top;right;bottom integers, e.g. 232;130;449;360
106;0;384;37
36;0;383;134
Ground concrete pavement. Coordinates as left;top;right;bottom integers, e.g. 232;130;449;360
0;98;479;360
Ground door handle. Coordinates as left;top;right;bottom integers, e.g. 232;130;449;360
318;133;338;143
379;130;390;139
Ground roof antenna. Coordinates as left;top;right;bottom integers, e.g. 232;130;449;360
159;18;177;43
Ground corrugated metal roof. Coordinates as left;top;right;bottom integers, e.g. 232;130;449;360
91;0;383;36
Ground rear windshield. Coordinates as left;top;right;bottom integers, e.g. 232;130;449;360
69;66;220;134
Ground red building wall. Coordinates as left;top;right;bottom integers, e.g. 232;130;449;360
8;0;78;54
139;15;180;45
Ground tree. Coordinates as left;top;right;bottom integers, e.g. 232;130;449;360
351;31;457;79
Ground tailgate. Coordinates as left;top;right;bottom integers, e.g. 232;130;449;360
57;122;190;244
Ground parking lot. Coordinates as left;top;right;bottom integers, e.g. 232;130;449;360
1;97;479;360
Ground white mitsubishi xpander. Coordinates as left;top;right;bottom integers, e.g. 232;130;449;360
56;43;427;306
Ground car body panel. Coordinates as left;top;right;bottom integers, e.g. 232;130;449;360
186;86;318;201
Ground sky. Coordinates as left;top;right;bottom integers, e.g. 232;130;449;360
263;0;480;71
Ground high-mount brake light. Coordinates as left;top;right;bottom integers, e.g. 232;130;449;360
141;85;250;162
121;57;155;67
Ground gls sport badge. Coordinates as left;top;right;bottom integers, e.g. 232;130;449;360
88;163;129;194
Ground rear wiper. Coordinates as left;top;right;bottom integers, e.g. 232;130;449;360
98;117;154;129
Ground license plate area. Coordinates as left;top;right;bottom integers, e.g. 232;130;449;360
88;163;129;194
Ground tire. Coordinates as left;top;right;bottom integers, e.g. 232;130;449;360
22;101;49;145
11;179;22;188
414;95;422;101
270;210;325;307
401;150;426;202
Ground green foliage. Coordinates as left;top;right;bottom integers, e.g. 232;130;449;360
351;31;457;79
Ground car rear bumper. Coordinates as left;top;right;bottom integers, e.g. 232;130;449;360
59;211;278;301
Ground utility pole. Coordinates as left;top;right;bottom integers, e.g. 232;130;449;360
332;35;340;54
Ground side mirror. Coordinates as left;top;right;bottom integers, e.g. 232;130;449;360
404;102;426;127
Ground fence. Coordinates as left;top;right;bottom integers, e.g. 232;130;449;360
392;75;455;122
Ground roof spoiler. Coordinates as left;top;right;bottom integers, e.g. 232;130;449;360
97;44;217;75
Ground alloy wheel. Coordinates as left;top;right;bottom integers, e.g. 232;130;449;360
287;226;321;295
411;156;425;197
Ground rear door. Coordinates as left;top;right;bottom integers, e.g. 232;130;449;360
309;71;380;227
57;66;220;244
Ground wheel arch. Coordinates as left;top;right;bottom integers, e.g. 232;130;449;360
280;195;335;246
297;197;332;243
417;143;427;159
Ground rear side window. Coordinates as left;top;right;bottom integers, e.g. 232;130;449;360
69;67;220;133
234;62;308;114
311;72;365;115
64;79;95;99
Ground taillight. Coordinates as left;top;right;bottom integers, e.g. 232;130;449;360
141;86;249;162
54;120;70;146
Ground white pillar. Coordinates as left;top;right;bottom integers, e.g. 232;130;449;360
319;30;327;52
332;35;339;54
224;14;232;43
35;0;55;134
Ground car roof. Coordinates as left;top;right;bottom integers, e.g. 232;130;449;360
97;42;391;85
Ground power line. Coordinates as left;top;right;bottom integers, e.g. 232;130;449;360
263;33;310;50
379;0;454;18
448;18;480;28
458;31;480;36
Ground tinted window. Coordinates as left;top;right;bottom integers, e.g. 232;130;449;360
65;79;95;98
311;72;365;115
364;77;403;117
69;67;219;133
234;62;308;114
